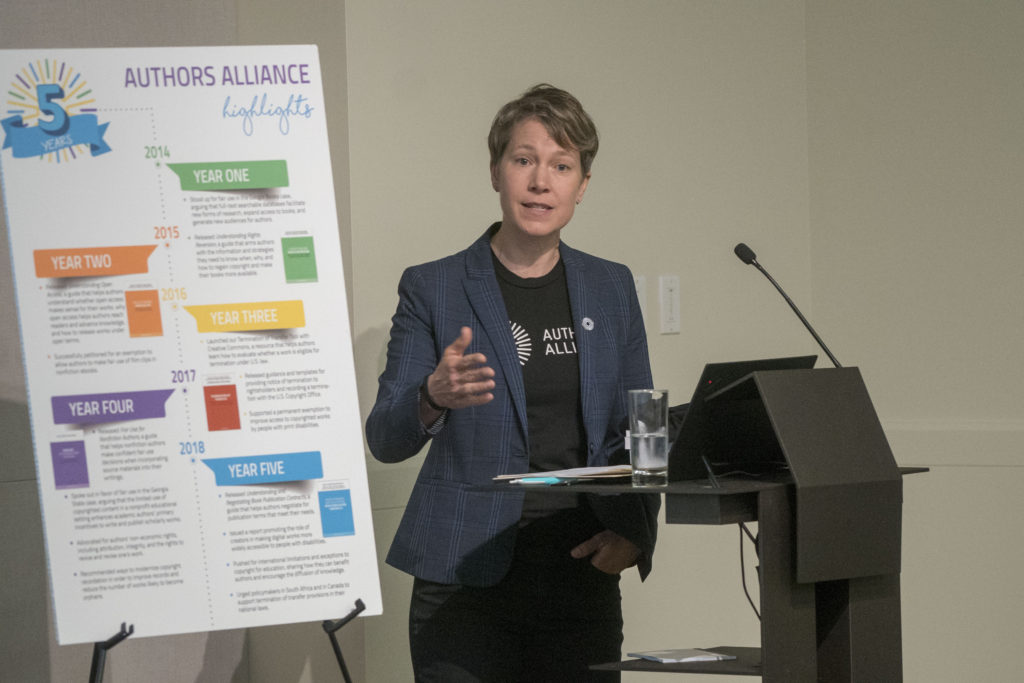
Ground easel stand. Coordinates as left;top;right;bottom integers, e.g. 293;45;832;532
89;622;134;683
322;599;365;683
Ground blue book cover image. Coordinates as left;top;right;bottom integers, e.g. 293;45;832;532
318;488;355;537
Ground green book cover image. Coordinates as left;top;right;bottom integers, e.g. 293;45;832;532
281;236;318;283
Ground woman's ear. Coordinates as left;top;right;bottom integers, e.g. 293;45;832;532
575;173;591;204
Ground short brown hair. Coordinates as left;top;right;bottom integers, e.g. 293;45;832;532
487;84;599;176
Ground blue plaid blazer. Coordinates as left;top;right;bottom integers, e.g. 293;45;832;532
366;225;659;586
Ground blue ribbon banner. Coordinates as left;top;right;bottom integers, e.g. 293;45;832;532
2;113;111;158
202;451;323;486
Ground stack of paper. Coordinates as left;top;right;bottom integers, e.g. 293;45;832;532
493;465;632;482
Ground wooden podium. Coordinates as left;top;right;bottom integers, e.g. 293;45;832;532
587;367;919;682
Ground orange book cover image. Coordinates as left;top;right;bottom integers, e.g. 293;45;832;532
204;384;241;431
124;290;163;337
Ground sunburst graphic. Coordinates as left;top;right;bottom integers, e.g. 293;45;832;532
6;58;97;163
509;321;532;366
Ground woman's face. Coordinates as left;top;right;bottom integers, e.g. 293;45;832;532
490;118;590;245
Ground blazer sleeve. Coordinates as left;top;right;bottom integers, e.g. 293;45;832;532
365;265;441;463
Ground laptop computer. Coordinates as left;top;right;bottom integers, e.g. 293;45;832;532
668;355;817;482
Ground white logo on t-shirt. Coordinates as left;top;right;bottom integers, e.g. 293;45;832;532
510;321;532;366
509;323;578;366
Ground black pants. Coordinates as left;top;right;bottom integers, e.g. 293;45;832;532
409;507;623;682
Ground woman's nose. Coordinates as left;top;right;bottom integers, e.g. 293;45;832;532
528;166;549;191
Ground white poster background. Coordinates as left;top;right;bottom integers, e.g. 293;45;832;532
0;46;381;644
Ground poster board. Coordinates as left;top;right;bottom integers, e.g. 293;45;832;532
0;45;381;644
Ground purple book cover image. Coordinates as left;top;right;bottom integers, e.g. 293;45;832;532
51;441;89;489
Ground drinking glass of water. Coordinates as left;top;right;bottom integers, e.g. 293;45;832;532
628;389;669;486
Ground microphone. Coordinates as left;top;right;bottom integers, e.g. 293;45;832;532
733;242;842;368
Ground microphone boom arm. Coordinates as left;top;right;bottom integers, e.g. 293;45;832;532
750;259;843;368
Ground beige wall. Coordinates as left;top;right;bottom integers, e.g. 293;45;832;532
2;1;1022;681
349;2;1023;682
806;2;1024;681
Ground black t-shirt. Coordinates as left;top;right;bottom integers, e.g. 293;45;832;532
493;253;586;518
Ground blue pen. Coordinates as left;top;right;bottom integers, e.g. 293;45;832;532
512;476;562;485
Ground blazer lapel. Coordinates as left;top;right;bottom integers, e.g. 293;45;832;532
561;243;601;461
464;231;528;435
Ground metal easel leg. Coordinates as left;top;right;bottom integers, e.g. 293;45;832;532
322;599;365;683
89;622;134;683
